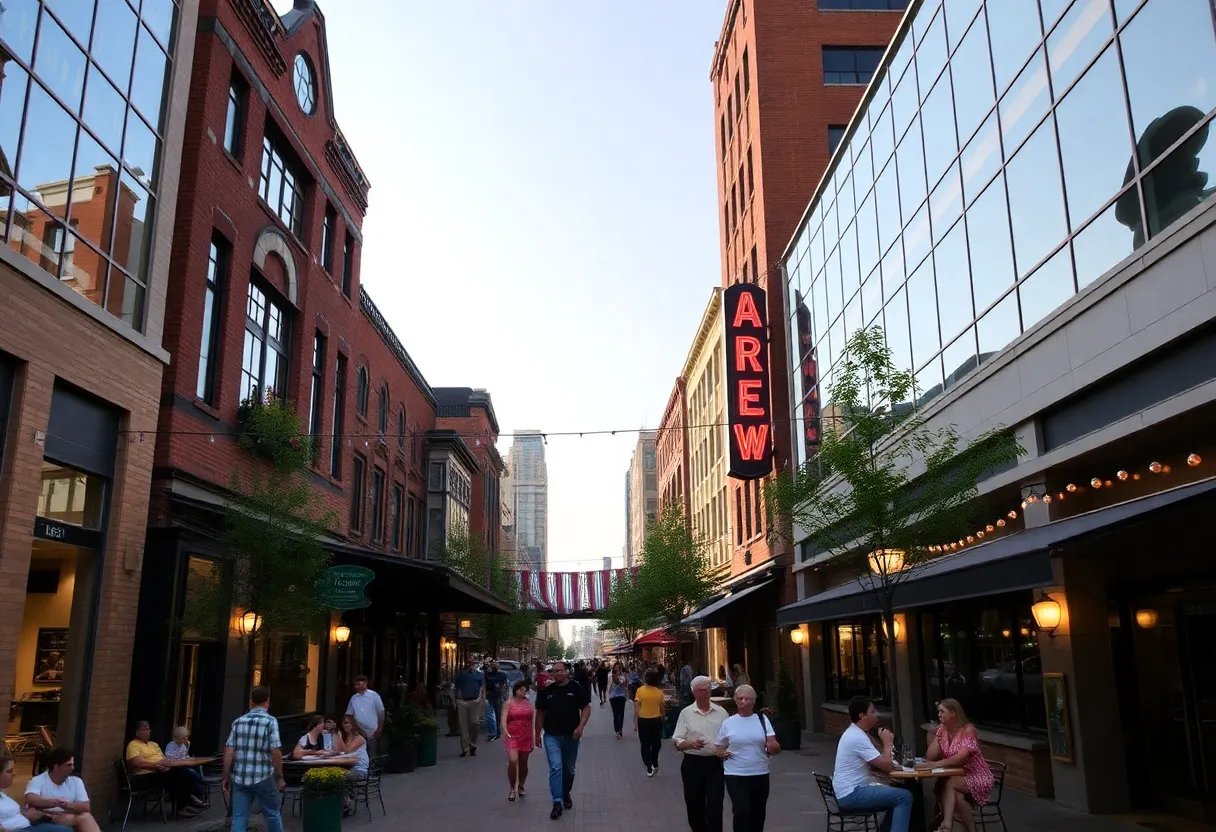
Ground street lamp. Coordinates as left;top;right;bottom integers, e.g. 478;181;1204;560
868;549;906;575
1031;592;1062;638
237;609;263;638
459;619;472;630
333;624;351;644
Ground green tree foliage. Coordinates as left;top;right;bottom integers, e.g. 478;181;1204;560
766;326;1022;731
546;638;564;659
564;644;578;660
597;575;652;643
435;530;541;657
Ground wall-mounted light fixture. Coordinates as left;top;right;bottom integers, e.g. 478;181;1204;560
1031;592;1062;638
459;619;472;630
236;609;263;638
1134;608;1159;629
333;624;351;644
789;625;807;646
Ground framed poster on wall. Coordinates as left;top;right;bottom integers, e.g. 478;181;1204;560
1043;672;1073;763
33;628;68;685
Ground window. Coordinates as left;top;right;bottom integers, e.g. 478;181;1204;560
390;484;403;550
350;454;366;531
259;134;305;237
321;204;336;273
739;164;746;211
224;79;245;156
370;468;385;542
196;237;227;404
742;48;750;98
397;406;406;448
377;385;389;435
825;619;890;703
355;366;369;419
746;148;754;197
341;232;354;297
743;482;752;539
308;332;325;441
750;246;759;285
240;282;290;403
330;354;346;479
734;73;742;118
727;95;734;137
819;0;907;8
405;495;416;557
720;114;727;158
735;488;743;545
828;125;847;155
752;479;763;536
293;53;317;115
823;46;884;85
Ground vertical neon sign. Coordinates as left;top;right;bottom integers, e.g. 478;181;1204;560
723;283;772;480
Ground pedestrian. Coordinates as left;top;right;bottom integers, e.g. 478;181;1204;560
501;681;536;801
831;696;911;832
715;684;780;832
344;674;385;757
595;660;610;707
608;662;630;739
633;669;666;777
453;655;486;757
221;686;285;832
534;660;591;820
24;746;103;832
484;660;509;742
680;659;695;700
0;755;72;832
673;677;728;832
535;661;552;689
572;661;590;692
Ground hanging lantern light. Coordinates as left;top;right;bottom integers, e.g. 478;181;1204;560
333;625;351;644
868;549;906;575
1134;609;1159;630
1031;592;1062;638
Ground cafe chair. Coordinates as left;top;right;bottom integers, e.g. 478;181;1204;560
281;783;305;817
814;773;880;832
199;760;226;810
109;758;167;831
973;759;1008;831
350;755;387;820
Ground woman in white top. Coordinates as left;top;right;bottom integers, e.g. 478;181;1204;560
715;685;780;832
164;727;191;761
334;715;370;817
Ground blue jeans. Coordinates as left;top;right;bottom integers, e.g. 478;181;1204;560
231;777;283;832
486;699;502;738
837;784;913;832
543;733;580;804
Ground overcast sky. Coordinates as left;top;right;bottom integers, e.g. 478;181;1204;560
274;1;728;642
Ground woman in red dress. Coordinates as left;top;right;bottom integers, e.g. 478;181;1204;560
501;680;536;801
917;698;993;832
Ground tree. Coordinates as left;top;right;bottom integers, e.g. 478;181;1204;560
564;644;578;661
435;530;541;658
766;326;1022;735
634;506;722;633
597;573;653;643
546;638;564;659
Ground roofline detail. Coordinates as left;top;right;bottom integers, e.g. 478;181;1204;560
682;287;724;380
359;287;437;408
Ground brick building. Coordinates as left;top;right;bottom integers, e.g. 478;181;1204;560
123;0;506;754
0;0;197;800
435;387;504;558
654;378;690;519
705;0;904;697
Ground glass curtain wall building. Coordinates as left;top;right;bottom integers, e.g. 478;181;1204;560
0;0;178;331
783;0;1216;470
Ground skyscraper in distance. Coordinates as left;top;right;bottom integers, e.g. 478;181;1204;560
504;431;548;570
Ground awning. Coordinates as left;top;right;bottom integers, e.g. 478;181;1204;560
682;579;775;627
634;628;679;647
605;641;634;656
777;476;1216;626
328;544;512;615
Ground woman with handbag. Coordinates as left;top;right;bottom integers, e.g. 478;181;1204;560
714;684;780;832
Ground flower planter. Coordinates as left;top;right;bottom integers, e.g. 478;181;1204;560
302;794;342;832
772;717;802;751
384;741;417;773
416;732;438;767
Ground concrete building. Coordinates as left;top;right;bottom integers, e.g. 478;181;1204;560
623;472;633;568
777;0;1216;819
0;0;197;801
626;431;657;565
655;378;690;518
503;431;547;570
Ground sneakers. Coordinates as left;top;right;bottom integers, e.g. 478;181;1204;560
563;795;573;810
471;746;477;756
460;750;468;757
646;765;654;777
550;804;562;820
653;762;659;775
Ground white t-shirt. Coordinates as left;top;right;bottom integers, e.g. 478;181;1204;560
832;724;881;799
346;690;385;735
26;772;89;812
715;713;775;776
0;792;31;829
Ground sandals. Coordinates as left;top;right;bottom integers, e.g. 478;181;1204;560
518;788;527;799
508;789;517;802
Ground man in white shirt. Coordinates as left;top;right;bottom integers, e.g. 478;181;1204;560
672;676;728;832
24;747;101;832
832;696;912;832
345;674;385;756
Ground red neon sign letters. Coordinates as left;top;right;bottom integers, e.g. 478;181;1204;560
723;283;773;480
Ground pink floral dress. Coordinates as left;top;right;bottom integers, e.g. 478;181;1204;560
504;698;535;752
935;725;993;805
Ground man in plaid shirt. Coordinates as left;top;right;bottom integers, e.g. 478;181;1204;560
221;686;285;832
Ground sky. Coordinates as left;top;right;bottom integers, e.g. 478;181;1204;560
271;1;729;643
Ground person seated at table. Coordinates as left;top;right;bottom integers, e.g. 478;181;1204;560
1;754;73;832
321;716;339;751
294;716;330;759
24;746;102;832
917;699;993;832
124;721;205;816
164;727;191;762
333;715;370;817
124;721;168;775
832;696;912;832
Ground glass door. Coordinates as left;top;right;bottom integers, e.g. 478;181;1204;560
173;643;200;733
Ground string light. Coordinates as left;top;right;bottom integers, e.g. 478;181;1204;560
1149;462;1162;473
1091;478;1103;488
1117;470;1129;481
1189;454;1202;467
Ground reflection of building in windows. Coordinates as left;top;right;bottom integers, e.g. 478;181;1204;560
1117;106;1213;247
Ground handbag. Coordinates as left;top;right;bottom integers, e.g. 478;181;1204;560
757;711;781;755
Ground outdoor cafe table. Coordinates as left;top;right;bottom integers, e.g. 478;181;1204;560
282;755;359;787
888;766;965;832
163;755;219;767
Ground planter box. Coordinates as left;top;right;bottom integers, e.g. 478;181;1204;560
772;718;802;751
417;733;438;767
384;742;417;773
302;794;342;832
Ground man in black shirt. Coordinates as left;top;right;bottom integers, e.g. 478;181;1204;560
535;661;591;820
594;661;610;707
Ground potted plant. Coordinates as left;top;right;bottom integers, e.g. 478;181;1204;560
383;701;420;773
415;714;440;767
770;659;802;751
301;766;346;832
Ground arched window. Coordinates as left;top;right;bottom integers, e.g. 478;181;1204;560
397;406;406;448
356;366;369;418
377;385;389;435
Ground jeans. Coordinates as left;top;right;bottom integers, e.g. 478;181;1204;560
542;733;580;803
724;774;769;832
231;777;283;832
836;784;913;832
486;699;502;738
609;696;627;734
637;716;663;769
681;754;725;832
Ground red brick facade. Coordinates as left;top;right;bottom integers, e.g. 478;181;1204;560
655;378;690;521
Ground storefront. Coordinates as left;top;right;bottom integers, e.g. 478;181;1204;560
683;563;780;700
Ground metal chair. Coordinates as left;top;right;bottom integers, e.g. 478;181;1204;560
813;772;881;832
350;755;387;820
199;760;226;810
108;758;167;832
974;760;1008;831
280;784;305;817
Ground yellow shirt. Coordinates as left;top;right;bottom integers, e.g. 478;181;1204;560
635;685;665;719
126;739;165;765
